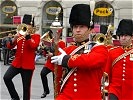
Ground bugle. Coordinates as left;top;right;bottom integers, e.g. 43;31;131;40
16;24;36;35
41;31;52;43
16;24;28;35
93;33;107;45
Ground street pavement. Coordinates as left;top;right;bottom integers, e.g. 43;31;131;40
0;57;54;100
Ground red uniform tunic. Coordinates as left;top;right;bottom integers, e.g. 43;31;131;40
105;46;133;100
47;44;108;100
7;34;40;70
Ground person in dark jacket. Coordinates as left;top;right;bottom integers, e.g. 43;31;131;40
0;38;2;61
2;33;13;65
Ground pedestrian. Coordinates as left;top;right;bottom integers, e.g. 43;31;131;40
2;33;13;65
3;14;40;100
0;38;2;61
40;29;66;98
50;4;109;100
104;19;133;100
35;47;43;62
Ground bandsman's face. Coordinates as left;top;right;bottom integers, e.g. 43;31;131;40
119;34;133;46
72;25;91;42
27;25;33;34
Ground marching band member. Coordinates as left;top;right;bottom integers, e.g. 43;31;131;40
50;4;108;100
105;19;133;100
40;29;66;98
2;33;13;65
3;14;40;100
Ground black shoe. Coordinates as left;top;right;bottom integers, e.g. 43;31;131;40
41;92;49;98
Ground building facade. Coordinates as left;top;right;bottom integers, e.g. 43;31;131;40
0;0;132;42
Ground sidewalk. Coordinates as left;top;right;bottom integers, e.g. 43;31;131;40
35;56;46;65
0;59;54;100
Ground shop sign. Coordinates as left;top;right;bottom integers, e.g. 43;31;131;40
94;8;113;16
2;6;16;14
94;24;100;33
46;7;61;15
13;16;21;24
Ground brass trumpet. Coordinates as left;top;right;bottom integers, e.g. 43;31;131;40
41;31;52;43
16;24;28;35
16;24;35;35
93;33;107;45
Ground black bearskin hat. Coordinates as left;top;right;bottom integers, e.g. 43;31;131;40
22;14;34;27
116;19;133;36
69;4;91;28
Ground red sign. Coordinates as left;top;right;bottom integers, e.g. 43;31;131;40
94;24;100;33
13;16;21;24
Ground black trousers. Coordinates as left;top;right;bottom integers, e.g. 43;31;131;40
40;67;51;94
3;49;10;65
3;66;33;100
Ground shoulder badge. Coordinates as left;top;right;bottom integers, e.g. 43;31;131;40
84;42;96;53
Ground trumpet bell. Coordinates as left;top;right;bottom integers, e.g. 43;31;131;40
41;31;52;43
93;33;106;44
19;30;26;35
41;31;49;39
17;24;28;35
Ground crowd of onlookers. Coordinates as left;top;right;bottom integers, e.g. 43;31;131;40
0;33;16;65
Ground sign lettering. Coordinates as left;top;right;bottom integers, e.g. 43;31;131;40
94;8;113;16
46;7;61;15
2;6;16;14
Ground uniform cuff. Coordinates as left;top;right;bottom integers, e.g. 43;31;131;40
25;34;31;40
62;55;70;68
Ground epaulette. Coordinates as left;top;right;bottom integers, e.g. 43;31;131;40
108;46;120;51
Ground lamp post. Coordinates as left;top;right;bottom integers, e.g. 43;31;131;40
50;7;63;99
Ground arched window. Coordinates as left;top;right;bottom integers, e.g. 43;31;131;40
94;1;114;25
42;1;63;35
0;0;18;38
93;1;114;34
0;0;18;24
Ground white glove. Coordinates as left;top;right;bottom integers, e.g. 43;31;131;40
51;48;66;65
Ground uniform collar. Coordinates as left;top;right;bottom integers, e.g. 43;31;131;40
76;39;89;46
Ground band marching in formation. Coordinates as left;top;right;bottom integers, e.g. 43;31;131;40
1;2;133;100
